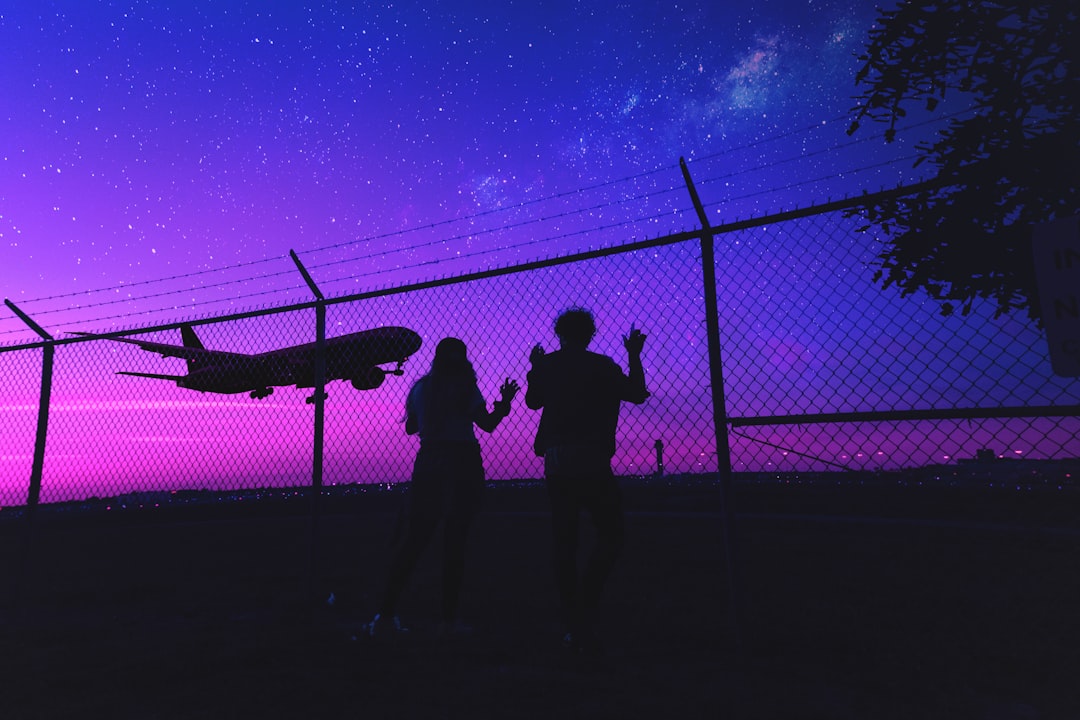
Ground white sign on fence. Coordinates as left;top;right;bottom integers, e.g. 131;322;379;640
1032;215;1080;378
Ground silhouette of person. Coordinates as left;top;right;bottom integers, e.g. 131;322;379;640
525;307;649;650
366;337;518;637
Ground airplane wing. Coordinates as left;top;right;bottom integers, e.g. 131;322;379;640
70;325;420;399
116;371;188;381
69;331;248;363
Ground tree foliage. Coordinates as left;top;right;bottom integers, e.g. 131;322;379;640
848;0;1079;322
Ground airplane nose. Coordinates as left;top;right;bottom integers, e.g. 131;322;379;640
404;329;422;354
375;326;422;357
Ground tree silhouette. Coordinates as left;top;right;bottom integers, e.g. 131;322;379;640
848;1;1078;323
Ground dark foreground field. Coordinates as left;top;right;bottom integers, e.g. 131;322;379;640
2;481;1078;719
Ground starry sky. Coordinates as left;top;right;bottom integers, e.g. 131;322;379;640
6;1;1074;504
1;0;933;336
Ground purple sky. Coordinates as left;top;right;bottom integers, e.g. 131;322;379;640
2;2;1076;504
1;0;929;329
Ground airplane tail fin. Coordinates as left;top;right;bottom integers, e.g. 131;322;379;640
181;324;205;350
181;324;207;372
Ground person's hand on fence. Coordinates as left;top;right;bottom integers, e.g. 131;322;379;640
623;326;646;356
494;378;519;418
499;378;519;404
529;344;545;365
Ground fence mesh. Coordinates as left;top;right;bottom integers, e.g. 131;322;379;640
1;196;1078;508
0;347;39;507
715;210;1080;474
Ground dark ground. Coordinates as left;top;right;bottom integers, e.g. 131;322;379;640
1;480;1078;719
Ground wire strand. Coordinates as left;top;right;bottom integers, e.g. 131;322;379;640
15;111;959;307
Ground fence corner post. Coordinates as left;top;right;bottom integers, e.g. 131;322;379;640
4;298;56;615
678;158;743;656
288;252;328;618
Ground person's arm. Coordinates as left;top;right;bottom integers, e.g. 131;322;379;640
474;378;519;433
524;344;546;410
622;327;649;404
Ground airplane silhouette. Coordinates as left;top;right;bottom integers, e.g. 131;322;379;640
74;324;422;402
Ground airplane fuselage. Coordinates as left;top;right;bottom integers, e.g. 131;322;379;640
90;325;422;399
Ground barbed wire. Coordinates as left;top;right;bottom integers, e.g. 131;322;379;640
0;153;930;337
12;110;961;309
1;151;931;337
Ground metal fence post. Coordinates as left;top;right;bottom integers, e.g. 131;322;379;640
289;252;328;614
678;158;743;654
4;299;55;613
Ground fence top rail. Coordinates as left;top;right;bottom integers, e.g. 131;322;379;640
731;404;1080;427
0;181;936;353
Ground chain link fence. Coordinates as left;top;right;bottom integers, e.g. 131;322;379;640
2;191;1079;510
718;209;1080;478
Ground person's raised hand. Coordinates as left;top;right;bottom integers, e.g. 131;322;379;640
499;378;520;403
623;325;646;355
529;344;545;365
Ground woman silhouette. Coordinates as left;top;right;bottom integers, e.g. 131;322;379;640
366;337;518;636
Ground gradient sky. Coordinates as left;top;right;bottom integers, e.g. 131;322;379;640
2;1;1076;505
0;0;936;334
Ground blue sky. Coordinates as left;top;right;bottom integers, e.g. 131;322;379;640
0;0;932;338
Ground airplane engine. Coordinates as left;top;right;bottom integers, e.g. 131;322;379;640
351;367;386;390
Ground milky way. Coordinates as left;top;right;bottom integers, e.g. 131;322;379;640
1;0;927;335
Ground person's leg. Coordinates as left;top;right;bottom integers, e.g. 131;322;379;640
440;510;473;623
376;448;442;619
440;445;483;624
545;452;580;633
578;466;624;631
377;508;439;618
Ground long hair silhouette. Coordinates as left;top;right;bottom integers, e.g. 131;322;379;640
418;337;478;423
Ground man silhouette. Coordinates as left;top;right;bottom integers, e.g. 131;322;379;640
525;307;649;650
